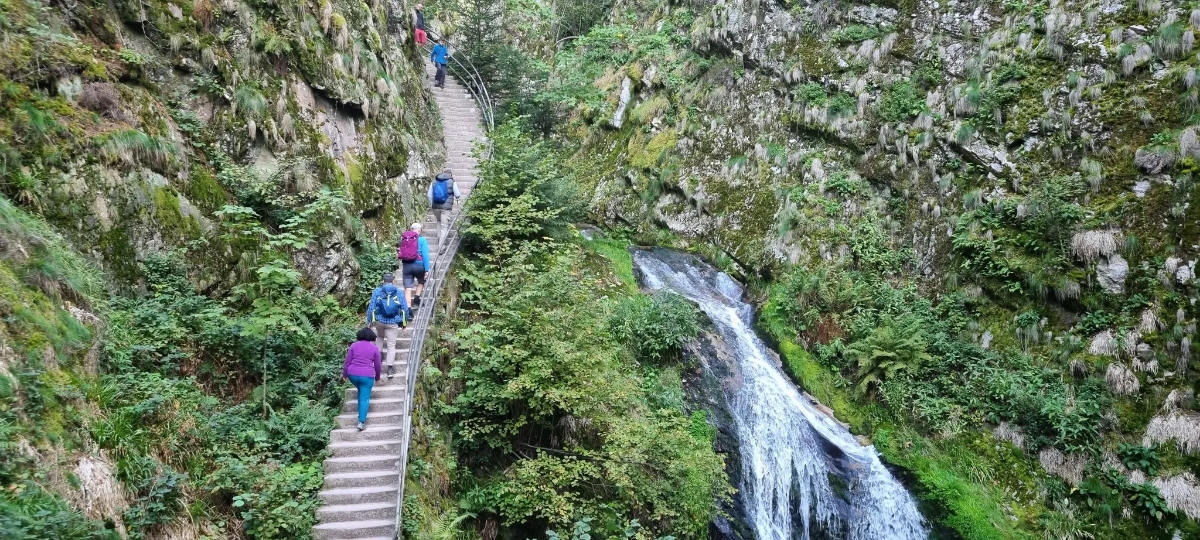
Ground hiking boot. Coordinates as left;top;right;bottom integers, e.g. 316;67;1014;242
413;295;422;307
356;421;365;431
387;365;395;379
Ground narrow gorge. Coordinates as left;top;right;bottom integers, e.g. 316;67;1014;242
3;0;1200;538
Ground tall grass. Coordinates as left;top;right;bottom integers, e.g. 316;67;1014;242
0;195;105;305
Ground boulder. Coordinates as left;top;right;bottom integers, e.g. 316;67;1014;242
1097;253;1129;294
292;230;359;302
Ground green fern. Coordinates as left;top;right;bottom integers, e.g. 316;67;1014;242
844;315;931;396
416;510;475;540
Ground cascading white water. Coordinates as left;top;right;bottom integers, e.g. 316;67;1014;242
632;249;928;540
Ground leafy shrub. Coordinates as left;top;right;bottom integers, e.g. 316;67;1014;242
0;487;117;540
797;82;828;105
830;24;881;44
462;121;586;261
1117;443;1160;476
213;459;324;539
877;81;925;122
609;291;700;363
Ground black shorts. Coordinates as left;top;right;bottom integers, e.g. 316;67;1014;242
401;261;426;288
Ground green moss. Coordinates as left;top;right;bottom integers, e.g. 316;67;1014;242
152;186;201;240
587;237;637;292
97;225;139;282
627;128;678;170
187;166;227;213
630;94;670;125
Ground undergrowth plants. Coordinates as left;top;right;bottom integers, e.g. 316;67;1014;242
412;121;730;539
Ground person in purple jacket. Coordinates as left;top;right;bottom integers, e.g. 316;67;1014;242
342;327;382;431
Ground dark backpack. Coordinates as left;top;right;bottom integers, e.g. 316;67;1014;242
379;289;403;319
398;230;421;262
431;178;451;204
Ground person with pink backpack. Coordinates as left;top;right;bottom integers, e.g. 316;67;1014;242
398;222;431;309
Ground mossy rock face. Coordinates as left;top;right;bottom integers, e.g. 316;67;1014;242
554;0;1200;534
0;0;442;284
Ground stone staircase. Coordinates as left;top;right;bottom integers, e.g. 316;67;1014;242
312;62;486;540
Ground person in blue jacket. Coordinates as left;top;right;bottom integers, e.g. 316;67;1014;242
366;273;410;379
430;38;448;88
402;222;431;308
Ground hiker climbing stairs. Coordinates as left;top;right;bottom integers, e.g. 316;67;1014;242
312;61;486;540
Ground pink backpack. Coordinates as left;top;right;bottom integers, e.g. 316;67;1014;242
398;231;421;262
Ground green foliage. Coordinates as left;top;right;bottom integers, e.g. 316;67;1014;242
543;517;676;540
442;124;730;538
825;171;861;195
462;121;585;261
609;291;700;363
96;129;179;171
827;92;857;118
849;214;910;275
877;81;925;122
227;462;323;538
0;488;118;540
796;82;828;105
1116;443;1160;476
844;314;931;396
830;25;881;44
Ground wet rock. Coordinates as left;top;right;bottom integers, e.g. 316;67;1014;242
1097;253;1129;294
682;322;754;540
1134;147;1177;174
610;77;632;129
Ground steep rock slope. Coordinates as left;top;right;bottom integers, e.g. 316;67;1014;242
2;0;441;297
0;0;444;537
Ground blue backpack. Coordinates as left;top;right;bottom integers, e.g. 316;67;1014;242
379;290;404;319
432;178;451;204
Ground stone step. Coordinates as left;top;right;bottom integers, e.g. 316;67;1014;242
330;425;405;443
322;469;399;489
312;519;395;540
324;454;401;474
319;485;398;506
342;397;405;414
328;438;404;458
318;502;395;523
345;384;405;400
335;410;404;429
343;378;407;399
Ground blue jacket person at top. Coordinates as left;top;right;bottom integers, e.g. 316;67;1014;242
431;38;448;88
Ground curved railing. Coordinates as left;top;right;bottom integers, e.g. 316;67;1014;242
421;28;496;132
393;27;494;538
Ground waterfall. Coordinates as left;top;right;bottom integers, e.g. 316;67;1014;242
631;249;928;540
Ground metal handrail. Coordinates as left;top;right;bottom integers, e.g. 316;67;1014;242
392;40;492;536
422;29;496;132
393;205;467;538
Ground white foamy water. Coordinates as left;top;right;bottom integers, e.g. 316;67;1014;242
633;249;928;540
